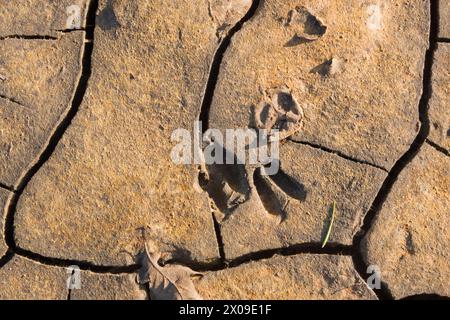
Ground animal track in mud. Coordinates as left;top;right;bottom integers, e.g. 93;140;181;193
265;164;307;201
253;167;287;220
254;87;304;141
284;6;327;46
311;57;344;77
253;165;307;222
204;157;307;222
203;161;251;216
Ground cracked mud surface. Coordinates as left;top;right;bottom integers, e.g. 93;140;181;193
362;144;449;299
0;0;448;300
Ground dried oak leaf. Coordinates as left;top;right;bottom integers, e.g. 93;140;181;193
137;246;203;300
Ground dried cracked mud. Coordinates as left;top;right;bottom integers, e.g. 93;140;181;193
0;0;448;300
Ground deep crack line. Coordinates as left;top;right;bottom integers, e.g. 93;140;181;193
0;249;139;276
227;242;352;269
426;139;449;156
198;0;262;133
166;242;352;273
211;213;226;262
0;0;111;272
351;0;439;301
0;35;58;41
0;250;14;269
287;139;388;172
14;247;140;274
0;182;15;193
197;0;262;263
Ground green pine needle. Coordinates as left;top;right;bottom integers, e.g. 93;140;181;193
322;201;336;248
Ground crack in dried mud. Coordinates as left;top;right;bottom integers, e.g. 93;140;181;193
164;242;352;272
426;139;449;156
211;213;226;263
198;0;262;133
0;250;14;269
351;0;441;301
0;35;58;41
287;139;388;172
0;182;14;193
0;0;110;273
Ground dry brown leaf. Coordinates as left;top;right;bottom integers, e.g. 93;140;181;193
137;245;203;300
